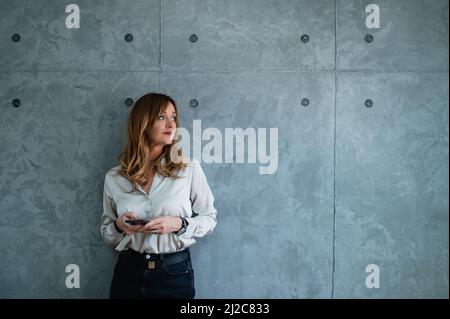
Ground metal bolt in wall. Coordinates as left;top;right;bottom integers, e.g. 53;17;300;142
364;99;373;108
125;98;134;107
301;98;310;106
12;98;21;107
190;99;198;107
365;34;374;43
124;33;133;42
189;34;198;43
11;33;20;42
300;34;309;43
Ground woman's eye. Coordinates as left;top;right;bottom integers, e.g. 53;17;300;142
158;115;176;120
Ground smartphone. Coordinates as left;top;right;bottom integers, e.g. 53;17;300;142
125;219;150;225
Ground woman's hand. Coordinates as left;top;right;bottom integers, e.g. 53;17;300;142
116;211;144;235
142;216;182;234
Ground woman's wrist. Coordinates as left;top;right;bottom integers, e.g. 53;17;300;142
175;217;188;235
114;219;124;234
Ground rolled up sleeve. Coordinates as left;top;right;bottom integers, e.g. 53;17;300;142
179;160;218;239
100;174;124;248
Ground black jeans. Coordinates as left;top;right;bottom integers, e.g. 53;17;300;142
109;248;195;299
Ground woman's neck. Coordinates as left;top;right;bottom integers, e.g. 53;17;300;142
149;144;164;161
144;144;164;176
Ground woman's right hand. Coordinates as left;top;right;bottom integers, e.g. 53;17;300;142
116;211;144;235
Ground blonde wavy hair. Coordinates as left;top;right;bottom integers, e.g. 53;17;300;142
115;93;187;193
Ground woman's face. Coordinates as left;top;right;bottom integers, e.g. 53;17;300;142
148;102;177;146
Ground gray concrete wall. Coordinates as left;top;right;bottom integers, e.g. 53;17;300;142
0;0;448;298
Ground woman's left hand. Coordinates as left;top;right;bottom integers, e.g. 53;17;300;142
141;216;182;234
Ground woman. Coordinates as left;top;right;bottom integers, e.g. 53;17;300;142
100;93;217;299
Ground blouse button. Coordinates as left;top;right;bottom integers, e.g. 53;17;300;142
145;254;151;259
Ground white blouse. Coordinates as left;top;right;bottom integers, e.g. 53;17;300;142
100;158;218;254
